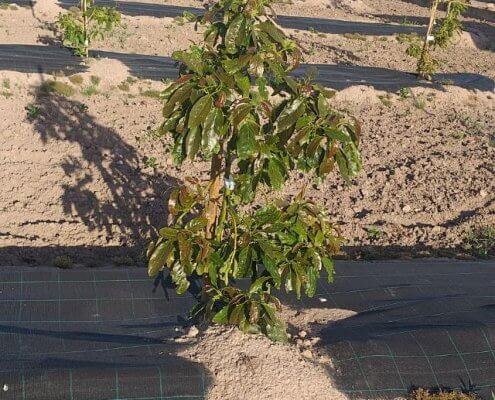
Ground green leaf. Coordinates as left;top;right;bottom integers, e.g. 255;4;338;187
212;305;229;324
225;14;245;54
276;98;305;132
257;21;285;44
172;48;204;75
185;126;201;159
254;206;281;226
148;241;173;277
222;57;249;75
182;10;196;22
317;93;329;117
236;118;258;160
264;306;288;343
171;262;189;294
162;83;193;118
260;252;281;286
202;108;222;153
229;304;244;324
178;233;193;274
267;158;285;190
232;103;252;126
237;245;252;278
292;269;302;298
172;134;186;165
186;217;208;232
247;301;260;324
322;257;335;283
234;74;250;97
249;276;272;294
305;267;317;297
256;77;268;100
235;174;255;203
208;260;218;287
208;251;223;287
188;95;213;129
284;76;299;94
159;227;177;239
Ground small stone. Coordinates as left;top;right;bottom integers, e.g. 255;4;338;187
298;330;307;338
303;339;312;347
480;190;488;198
186;326;199;338
310;337;321;345
431;226;442;234
296;338;303;346
3;384;8;392
318;297;327;303
301;349;313;359
402;205;412;213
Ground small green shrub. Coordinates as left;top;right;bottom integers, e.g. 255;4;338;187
1;78;12;98
365;226;383;241
41;80;76;97
144;156;158;168
463;226;495;258
398;87;412;99
25;104;40;119
378;94;393;107
342;33;367;41
57;0;121;57
407;0;468;80
409;388;478;400
68;74;84;85
90;75;101;86
81;85;99;96
53;255;73;269
412;94;427;110
118;81;130;91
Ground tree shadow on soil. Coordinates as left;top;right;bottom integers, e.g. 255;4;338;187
22;77;179;263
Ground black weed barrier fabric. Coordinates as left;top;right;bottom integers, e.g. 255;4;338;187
0;260;494;399
1;45;494;92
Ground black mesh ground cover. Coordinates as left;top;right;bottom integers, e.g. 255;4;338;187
1;44;493;92
0;260;494;400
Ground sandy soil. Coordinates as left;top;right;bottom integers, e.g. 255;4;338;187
177;307;353;400
0;0;494;265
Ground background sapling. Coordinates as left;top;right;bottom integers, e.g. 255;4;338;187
57;0;121;57
405;0;468;80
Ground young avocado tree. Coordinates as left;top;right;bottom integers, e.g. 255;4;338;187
57;0;120;57
147;0;362;341
405;0;468;80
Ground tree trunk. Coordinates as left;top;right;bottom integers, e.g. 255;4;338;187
417;0;440;80
205;148;224;239
81;0;89;57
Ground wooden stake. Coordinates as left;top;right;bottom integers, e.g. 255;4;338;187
417;0;440;80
